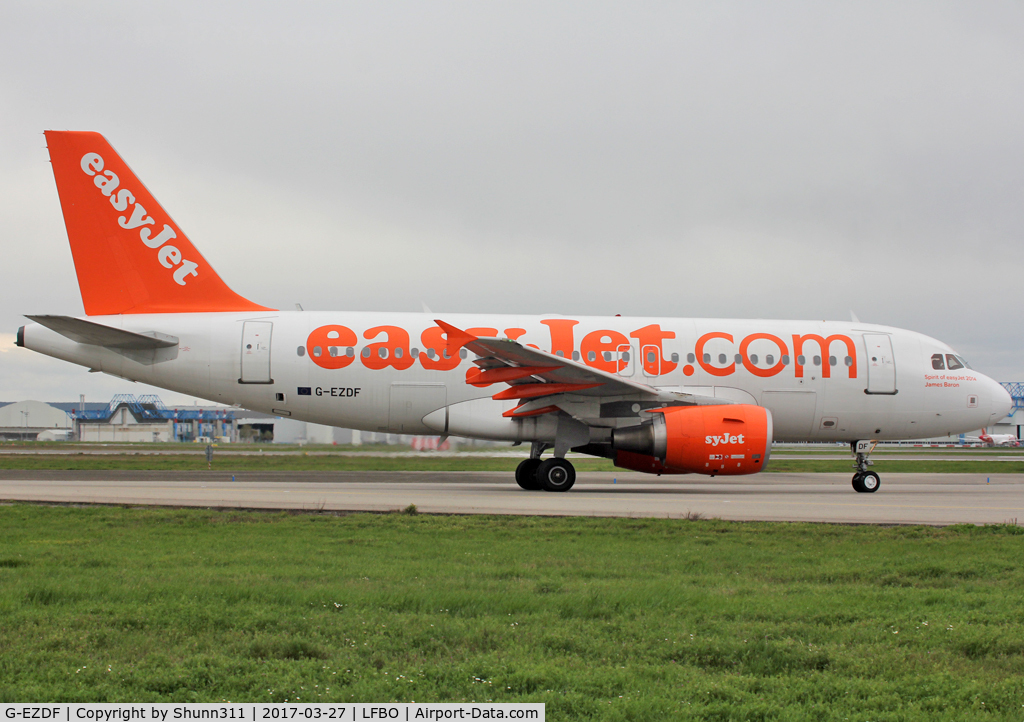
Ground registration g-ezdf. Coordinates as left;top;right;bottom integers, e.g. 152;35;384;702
5;710;61;719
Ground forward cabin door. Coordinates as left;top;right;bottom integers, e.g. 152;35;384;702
240;321;273;384
863;333;897;394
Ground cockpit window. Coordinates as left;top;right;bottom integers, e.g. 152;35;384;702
931;354;945;370
945;354;964;371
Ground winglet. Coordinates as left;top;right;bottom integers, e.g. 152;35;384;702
45;130;273;315
434;319;477;354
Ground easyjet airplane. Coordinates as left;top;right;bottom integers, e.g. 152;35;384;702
16;131;1013;493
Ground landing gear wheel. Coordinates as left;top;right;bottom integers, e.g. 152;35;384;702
537;458;576;492
515;458;543;490
852;471;880;493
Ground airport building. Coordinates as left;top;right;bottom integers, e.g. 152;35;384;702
0;395;405;445
0;400;75;441
69;395;238;443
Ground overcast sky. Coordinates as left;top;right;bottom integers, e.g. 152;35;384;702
1;1;1022;405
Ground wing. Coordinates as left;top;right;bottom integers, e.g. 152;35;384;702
435;320;731;420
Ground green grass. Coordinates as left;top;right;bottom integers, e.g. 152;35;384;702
1;505;1024;719
2;453;1023;474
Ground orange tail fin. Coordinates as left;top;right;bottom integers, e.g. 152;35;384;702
44;131;273;315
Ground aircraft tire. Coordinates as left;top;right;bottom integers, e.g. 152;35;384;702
537;458;576;492
515;458;543;491
860;470;880;493
851;473;865;493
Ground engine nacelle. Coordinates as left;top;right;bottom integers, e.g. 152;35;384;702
611;404;773;476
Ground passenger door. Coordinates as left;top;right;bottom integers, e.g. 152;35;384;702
863;334;897;394
240;321;273;384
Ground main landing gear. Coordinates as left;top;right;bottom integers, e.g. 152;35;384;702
515;442;576;492
851;440;880;493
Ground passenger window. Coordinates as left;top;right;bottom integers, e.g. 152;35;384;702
647;351;656;364
829;356;836;366
687;353;696;363
750;354;759;365
718;354;727;365
603;351;612;362
411;348;420;358
329;347;338;357
797;355;806;365
702;353;710;364
297;346;306;357
946;354;964;370
671;353;679;363
312;346;322;357
379;348;388;359
588;351;597;362
572;351;580;361
621;351;630;362
346;347;354;357
735;354;743;364
394;347;403;359
765;354;774;365
556;350;564;358
931;354;945;370
782;355;790;365
460;349;468;359
427;349;436;359
844;356;852;367
361;347;370;358
813;356;821;366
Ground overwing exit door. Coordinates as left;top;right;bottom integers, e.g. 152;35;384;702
641;345;661;378
240;321;273;384
616;343;635;377
863;333;896;394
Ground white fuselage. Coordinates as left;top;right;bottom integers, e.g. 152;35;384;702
21;311;1011;445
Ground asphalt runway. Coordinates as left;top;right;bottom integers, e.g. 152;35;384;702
1;470;1023;525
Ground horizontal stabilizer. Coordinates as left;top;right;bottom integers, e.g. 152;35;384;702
26;315;179;349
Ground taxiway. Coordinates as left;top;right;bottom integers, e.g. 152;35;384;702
1;470;1022;525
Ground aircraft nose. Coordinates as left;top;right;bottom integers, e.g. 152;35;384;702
989;378;1012;423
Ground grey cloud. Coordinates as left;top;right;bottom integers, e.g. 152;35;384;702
1;0;1022;401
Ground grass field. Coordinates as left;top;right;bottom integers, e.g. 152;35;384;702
1;505;1023;719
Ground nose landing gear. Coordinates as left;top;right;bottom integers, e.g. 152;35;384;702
851;440;880;493
852;470;880;493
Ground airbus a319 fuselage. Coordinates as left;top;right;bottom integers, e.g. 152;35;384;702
17;131;1013;494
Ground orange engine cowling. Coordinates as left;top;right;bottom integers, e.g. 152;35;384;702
611;404;773;476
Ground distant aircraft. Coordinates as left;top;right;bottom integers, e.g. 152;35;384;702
978;429;1020;447
17;131;1013;494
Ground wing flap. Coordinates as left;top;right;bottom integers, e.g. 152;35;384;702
435;319;657;398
